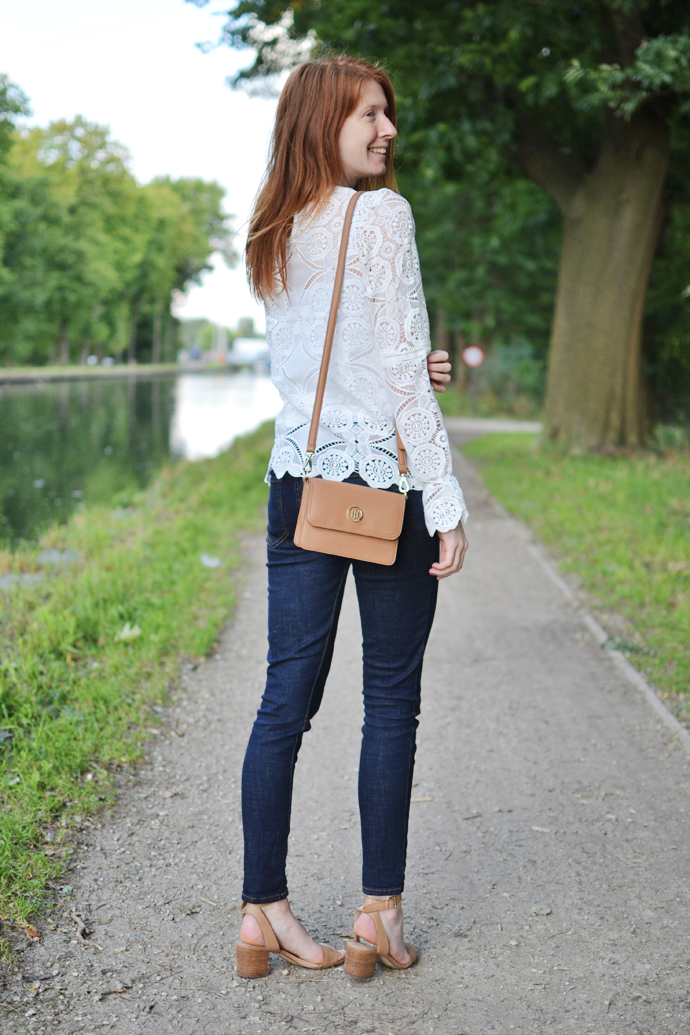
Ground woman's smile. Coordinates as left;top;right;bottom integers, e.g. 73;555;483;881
338;80;396;186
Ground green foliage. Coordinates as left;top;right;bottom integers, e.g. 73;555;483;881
0;106;236;366
0;74;29;162
464;432;690;723
1;119;140;365
0;75;31;309
404;169;560;351
0;423;272;921
207;0;690;420
219;0;617;154
644;156;690;422
565;33;690;119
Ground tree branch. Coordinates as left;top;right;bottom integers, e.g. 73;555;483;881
608;7;644;69
514;120;586;217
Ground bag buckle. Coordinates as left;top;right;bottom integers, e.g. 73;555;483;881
303;451;315;477
398;473;409;496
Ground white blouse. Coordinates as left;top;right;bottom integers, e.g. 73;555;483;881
265;186;468;535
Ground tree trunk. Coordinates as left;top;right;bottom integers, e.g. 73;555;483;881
83;304;99;365
164;314;175;363
543;115;669;448
453;332;467;388
433;306;450;354
127;304;139;366
152;304;163;366
59;321;70;365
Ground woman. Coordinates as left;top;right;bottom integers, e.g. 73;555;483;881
237;56;469;979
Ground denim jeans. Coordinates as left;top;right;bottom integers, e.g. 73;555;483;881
241;472;439;903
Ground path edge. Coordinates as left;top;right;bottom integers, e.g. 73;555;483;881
456;446;690;758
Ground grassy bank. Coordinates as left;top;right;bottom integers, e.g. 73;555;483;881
0;425;272;927
463;434;690;729
0;362;180;384
0;362;264;384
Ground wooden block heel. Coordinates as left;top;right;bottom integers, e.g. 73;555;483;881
344;940;378;979
236;940;270;978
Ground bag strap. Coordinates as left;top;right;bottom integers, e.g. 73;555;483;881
304;190;408;481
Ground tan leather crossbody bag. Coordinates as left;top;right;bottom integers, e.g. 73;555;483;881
293;191;409;566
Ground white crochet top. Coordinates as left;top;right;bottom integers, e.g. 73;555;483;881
264;186;468;535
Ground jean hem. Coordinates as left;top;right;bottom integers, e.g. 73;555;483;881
361;886;405;897
241;891;289;905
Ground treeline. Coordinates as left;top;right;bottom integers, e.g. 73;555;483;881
0;75;235;367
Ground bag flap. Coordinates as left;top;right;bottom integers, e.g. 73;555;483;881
305;478;405;540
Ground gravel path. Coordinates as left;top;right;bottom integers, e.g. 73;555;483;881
3;445;689;1035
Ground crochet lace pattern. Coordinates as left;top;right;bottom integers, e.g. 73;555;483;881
265;186;468;535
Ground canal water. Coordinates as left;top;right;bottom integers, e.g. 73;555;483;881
0;372;281;544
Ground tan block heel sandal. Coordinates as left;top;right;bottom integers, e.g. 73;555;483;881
344;896;418;979
235;902;344;978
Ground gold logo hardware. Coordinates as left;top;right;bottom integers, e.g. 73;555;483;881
347;506;364;523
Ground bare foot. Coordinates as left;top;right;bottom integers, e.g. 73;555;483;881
353;896;412;966
240;900;345;966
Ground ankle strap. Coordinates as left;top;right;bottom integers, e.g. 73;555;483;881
241;901;280;953
362;895;400;913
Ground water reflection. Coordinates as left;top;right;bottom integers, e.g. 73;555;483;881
170;373;281;461
0;372;281;543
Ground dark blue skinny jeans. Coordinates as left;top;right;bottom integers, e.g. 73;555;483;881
241;471;439;904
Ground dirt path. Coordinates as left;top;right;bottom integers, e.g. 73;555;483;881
3;445;690;1035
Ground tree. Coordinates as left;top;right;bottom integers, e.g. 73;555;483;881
0;75;30;315
1;118;144;364
208;0;690;447
0;104;238;366
122;177;237;364
0;74;29;159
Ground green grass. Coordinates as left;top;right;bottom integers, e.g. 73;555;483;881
0;425;272;927
0;362;236;384
437;384;542;420
0;362;181;382
463;434;690;727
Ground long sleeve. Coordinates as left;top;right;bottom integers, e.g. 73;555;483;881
360;190;468;535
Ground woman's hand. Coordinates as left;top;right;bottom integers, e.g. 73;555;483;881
429;523;468;580
427;350;452;392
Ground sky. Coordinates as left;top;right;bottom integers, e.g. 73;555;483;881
0;0;278;332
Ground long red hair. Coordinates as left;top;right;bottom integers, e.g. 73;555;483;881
246;56;397;301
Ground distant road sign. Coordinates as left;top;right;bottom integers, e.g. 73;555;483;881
461;345;485;368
